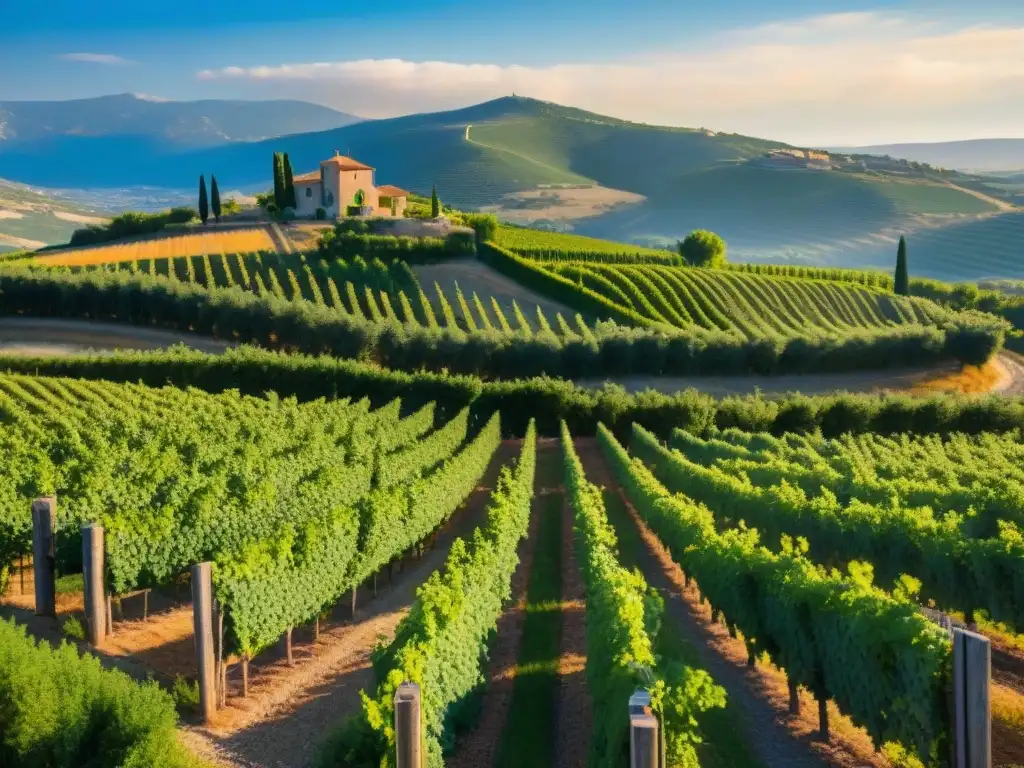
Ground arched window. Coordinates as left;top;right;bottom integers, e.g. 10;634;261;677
325;190;334;207
305;187;312;198
354;189;366;206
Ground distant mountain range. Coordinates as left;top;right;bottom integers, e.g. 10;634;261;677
835;139;1024;172
0;93;360;149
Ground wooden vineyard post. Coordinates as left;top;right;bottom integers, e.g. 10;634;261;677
106;594;113;637
629;689;660;768
31;497;56;617
242;657;250;698
191;562;217;724
82;524;106;646
394;682;422;768
954;628;991;768
285;628;294;666
630;714;659;768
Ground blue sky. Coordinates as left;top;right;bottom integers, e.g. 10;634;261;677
2;0;1023;144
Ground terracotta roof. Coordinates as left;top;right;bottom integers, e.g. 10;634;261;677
376;184;409;198
321;153;374;171
293;170;321;183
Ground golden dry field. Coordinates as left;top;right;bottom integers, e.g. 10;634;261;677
33;227;278;267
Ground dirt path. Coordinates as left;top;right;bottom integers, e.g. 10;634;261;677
181;442;521;768
445;484;543;768
554;493;591;768
0;317;231;356
571;437;887;768
0;317;1019;399
942;180;1017;212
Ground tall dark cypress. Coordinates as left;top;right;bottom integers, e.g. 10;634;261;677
210;176;221;222
282;153;296;209
272;153;285;209
198;175;209;224
894;235;909;295
431;184;440;218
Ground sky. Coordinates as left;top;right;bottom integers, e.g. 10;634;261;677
1;0;1023;146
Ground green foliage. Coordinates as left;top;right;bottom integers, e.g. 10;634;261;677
198;175;209;225
273;153;286;210
562;422;724;767
0;618;197;767
316;230;474;264
319;420;536;768
497;225;680;265
9;348;1024;443
68;207;196;247
221;197;242;216
598;425;952;764
282;153;297;210
431;184;440;218
171;675;200;713
895;235;909;295
60;615;85;641
638;423;1024;632
678;230;726;268
210;176;222;222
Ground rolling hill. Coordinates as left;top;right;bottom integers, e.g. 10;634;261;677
0;179;109;251
0;95;1018;280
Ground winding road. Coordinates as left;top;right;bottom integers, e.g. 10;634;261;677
0;317;1021;397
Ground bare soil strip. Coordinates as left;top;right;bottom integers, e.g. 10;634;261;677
445;489;543;768
554;494;591;768
447;439;565;768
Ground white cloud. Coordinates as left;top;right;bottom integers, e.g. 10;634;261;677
59;52;134;65
195;12;1024;144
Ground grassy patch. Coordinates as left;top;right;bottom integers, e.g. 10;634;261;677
603;489;765;768
495;491;564;768
55;572;84;594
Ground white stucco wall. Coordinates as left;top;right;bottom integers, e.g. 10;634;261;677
294;182;321;217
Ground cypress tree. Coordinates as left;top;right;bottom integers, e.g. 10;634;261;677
894;235;909;295
282;153;296;209
198;175;209;224
272;153;285;209
210;176;221;222
431;184;440;218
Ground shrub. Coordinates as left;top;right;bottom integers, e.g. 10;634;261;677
171;675;201;713
60;615;86;641
459;213;499;243
443;230;476;257
678;230;727;267
0;618;196;767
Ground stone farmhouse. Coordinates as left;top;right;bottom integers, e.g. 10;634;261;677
292;151;409;218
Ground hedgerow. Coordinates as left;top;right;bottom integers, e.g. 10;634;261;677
4;345;1024;440
0;269;1003;379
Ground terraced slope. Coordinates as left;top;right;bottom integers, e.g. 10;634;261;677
541;260;952;339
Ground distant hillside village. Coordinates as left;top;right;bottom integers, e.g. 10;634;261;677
756;149;838;171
